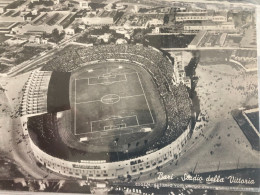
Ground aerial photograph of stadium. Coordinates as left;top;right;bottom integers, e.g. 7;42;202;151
0;0;259;194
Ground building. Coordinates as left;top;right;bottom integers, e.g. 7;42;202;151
23;12;38;22
114;28;132;39
78;23;85;30
175;7;188;12
12;23;64;35
19;44;192;180
116;38;127;44
240;28;257;48
212;11;228;22
175;7;206;13
0;22;19;33
4;37;27;46
28;35;48;44
133;5;139;13
0;0;16;13
176;12;214;22
28;124;190;179
54;0;59;5
152;27;160;34
145;18;164;27
184;22;236;32
104;3;113;11
31;9;38;15
79;0;89;9
96;33;112;43
82;10;119;26
83;16;113;26
231;50;257;63
176;10;227;22
115;4;125;10
117;13;164;29
0;3;7;13
0;14;24;22
65;22;78;35
172;52;191;88
12;11;75;35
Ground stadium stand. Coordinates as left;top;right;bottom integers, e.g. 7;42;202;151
47;72;71;113
38;43;191;157
232;109;260;151
24;43;192;179
20;71;52;116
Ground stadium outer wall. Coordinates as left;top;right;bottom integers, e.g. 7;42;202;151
28;123;191;180
24;44;192;180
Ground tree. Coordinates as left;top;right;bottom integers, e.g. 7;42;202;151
50;29;64;43
43;0;54;6
28;3;34;9
52;29;59;40
164;14;169;24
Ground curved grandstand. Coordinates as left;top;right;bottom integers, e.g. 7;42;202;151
21;44;192;179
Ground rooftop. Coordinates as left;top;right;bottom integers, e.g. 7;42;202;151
0;22;15;28
98;10;117;18
189;30;207;46
176;11;214;17
184;21;233;26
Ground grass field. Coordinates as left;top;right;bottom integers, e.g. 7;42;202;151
71;68;154;135
59;61;166;153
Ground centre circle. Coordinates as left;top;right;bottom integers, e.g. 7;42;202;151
101;94;120;104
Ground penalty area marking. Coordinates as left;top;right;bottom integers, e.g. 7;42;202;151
90;115;139;132
75;72;133;86
88;74;127;86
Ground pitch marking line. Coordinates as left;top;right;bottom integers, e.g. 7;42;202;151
88;79;127;86
74;94;145;134
75;72;133;82
75;94;145;105
74;72;154;135
136;72;155;124
135;115;140;126
98;74;116;79
85;124;140;136
76;99;101;105
104;123;126;130
90;115;138;133
81;130;142;140
76;121;154;135
74;79;77;135
88;74;127;86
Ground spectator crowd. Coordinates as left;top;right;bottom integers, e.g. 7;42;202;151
37;43;192;158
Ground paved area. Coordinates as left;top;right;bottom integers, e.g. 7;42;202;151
139;63;259;182
0;73;65;179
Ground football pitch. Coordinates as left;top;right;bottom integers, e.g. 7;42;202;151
72;71;154;135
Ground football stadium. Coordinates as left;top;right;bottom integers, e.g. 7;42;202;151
20;44;192;179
